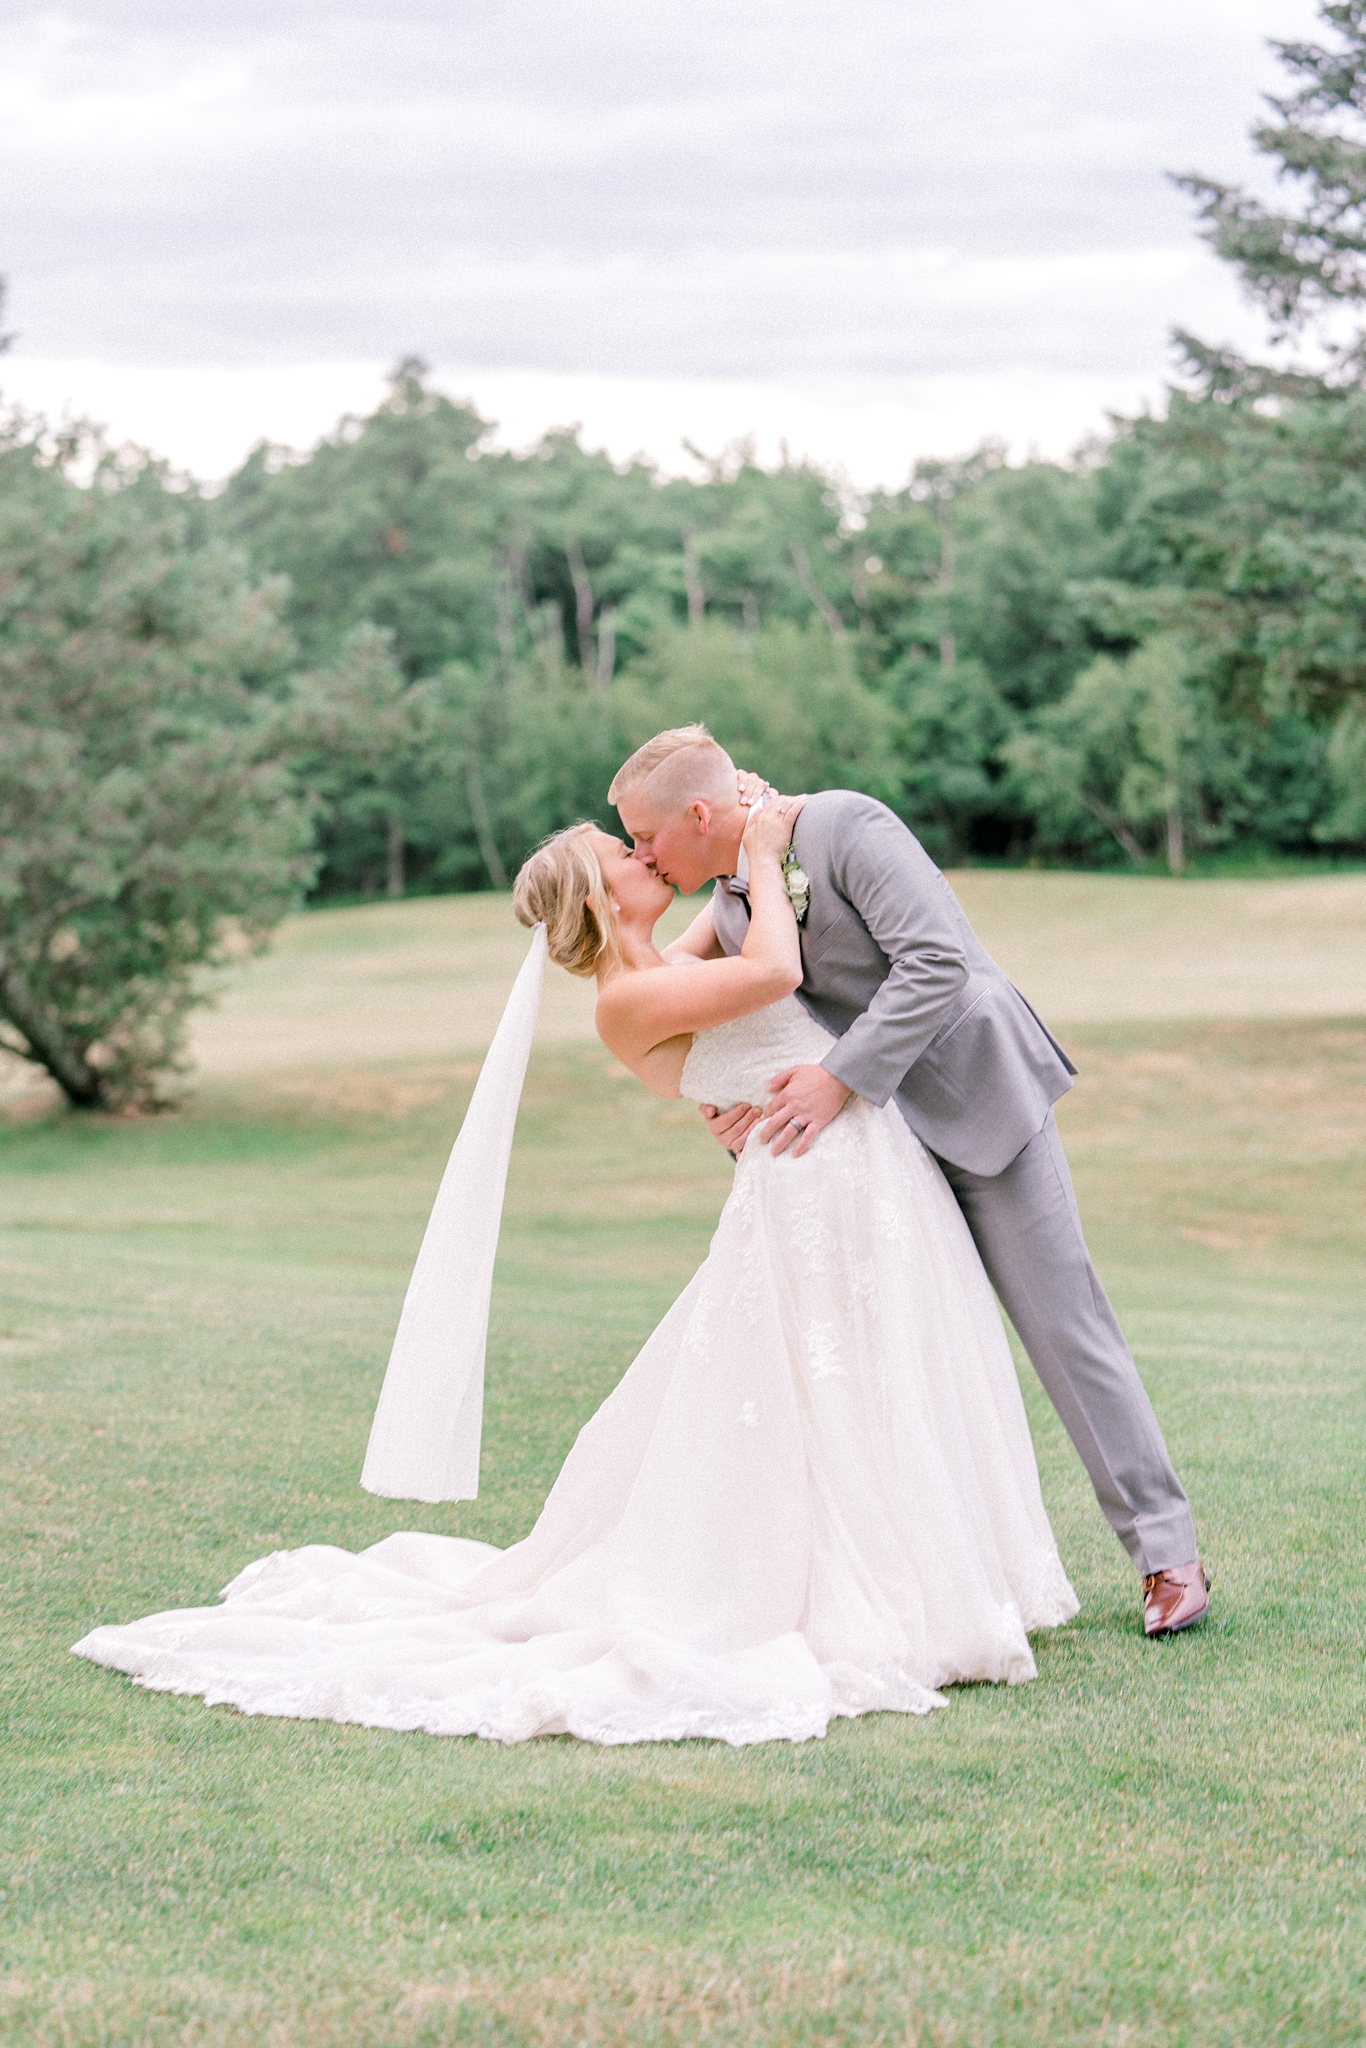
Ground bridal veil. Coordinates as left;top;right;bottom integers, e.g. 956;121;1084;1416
360;922;547;1502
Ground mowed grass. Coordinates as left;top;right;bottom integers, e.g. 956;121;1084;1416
1;879;1364;2046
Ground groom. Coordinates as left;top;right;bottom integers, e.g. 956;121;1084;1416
609;724;1210;1638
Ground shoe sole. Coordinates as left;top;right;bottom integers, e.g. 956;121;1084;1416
1145;1602;1210;1639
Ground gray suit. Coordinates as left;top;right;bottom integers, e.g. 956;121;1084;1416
714;789;1197;1576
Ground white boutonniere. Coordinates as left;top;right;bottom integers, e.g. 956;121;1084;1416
782;845;810;926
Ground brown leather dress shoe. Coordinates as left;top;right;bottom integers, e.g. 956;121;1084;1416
1143;1561;1211;1637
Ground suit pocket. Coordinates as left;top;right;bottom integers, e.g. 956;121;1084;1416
1012;985;1078;1075
926;986;990;1051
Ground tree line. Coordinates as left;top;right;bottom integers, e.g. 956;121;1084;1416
171;349;1366;899
4;0;1366;1108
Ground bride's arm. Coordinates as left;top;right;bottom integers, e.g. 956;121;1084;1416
596;796;805;1072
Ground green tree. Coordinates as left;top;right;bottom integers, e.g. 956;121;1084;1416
951;462;1109;712
1084;381;1366;856
0;419;313;1109
198;293;1366;883
1318;704;1366;838
613;618;898;802
1067;4;1366;863
215;359;505;681
981;4;1365;860
1005;638;1211;871
858;454;1111;859
883;657;1015;866
1174;1;1366;388
212;374;889;892
288;626;443;898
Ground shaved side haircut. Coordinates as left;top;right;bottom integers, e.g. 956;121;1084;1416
609;725;738;817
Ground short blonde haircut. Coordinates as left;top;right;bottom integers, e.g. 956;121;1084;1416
608;723;735;813
513;822;623;978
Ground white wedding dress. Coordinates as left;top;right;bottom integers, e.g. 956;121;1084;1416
74;997;1077;1746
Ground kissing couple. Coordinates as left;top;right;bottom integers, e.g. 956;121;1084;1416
76;726;1210;1747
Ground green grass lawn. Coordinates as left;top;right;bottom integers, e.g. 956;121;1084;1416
2;883;1364;2045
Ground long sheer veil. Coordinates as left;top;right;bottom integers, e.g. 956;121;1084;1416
361;923;548;1502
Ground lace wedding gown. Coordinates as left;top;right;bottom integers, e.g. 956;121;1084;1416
73;997;1077;1746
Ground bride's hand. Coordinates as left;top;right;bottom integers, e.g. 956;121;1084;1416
742;791;805;861
736;769;773;809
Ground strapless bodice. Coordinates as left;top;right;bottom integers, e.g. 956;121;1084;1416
679;995;835;1109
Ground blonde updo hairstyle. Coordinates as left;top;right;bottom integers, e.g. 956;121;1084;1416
513;822;624;978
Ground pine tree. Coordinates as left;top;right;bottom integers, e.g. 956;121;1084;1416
1174;2;1366;391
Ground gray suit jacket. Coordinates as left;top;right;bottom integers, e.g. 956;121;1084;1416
711;789;1076;1177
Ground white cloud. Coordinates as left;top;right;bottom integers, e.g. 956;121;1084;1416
0;0;1327;477
0;355;1179;491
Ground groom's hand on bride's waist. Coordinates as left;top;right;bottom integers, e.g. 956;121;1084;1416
700;1101;763;1158
759;1066;852;1157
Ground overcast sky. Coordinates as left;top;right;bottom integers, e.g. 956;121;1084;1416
0;0;1324;485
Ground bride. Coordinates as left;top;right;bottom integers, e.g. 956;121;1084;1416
74;794;1076;1747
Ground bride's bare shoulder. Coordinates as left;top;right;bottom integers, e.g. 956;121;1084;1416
594;965;695;1097
595;956;695;1025
594;960;657;1039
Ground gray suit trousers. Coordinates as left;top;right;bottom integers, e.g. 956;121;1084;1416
936;1112;1197;1575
